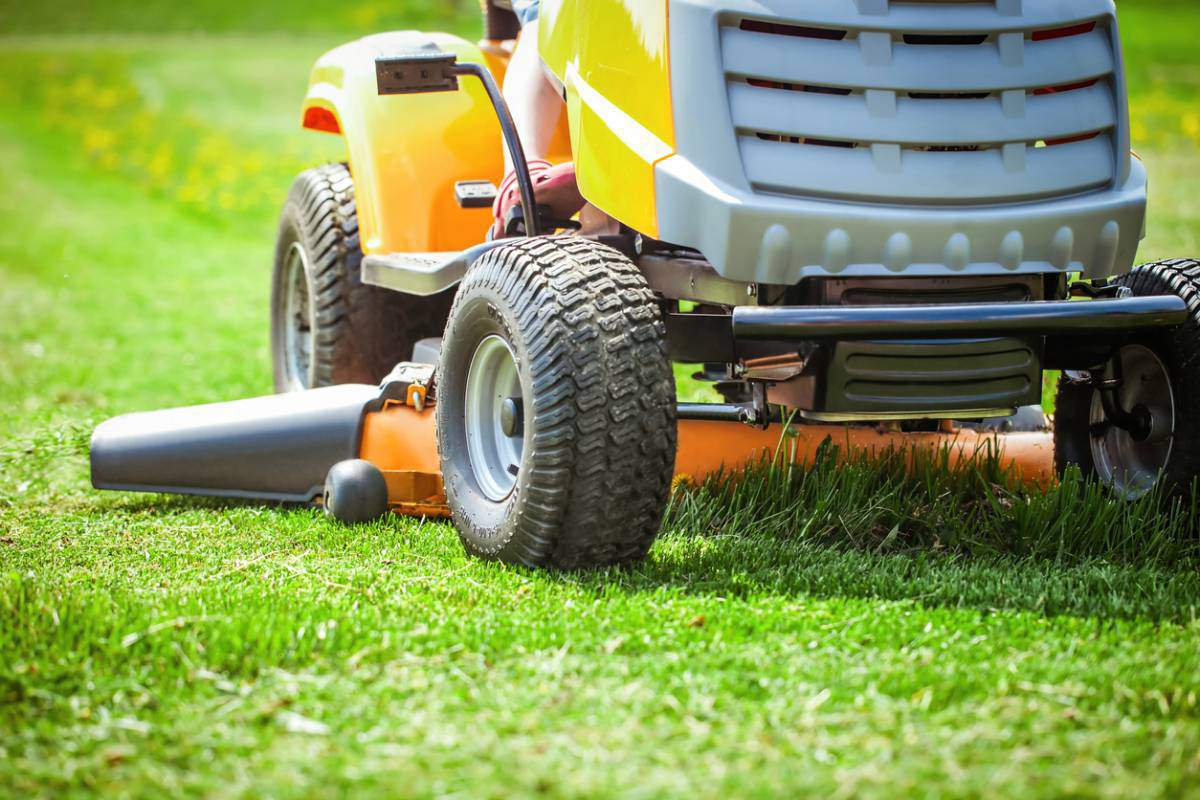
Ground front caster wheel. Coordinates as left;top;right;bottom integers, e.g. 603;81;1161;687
324;459;389;524
1055;258;1200;498
435;238;677;569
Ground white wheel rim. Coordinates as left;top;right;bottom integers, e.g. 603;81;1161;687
1088;344;1175;499
282;241;315;392
464;335;524;502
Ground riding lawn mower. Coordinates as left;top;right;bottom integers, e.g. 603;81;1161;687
91;0;1197;569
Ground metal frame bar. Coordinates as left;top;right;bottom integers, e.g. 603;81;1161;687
452;63;541;237
732;296;1186;341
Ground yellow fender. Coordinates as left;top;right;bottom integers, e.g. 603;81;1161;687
301;32;507;256
539;0;673;237
301;30;573;256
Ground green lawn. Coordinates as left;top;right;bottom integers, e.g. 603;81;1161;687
3;2;1200;797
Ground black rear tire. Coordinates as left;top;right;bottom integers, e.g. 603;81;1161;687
271;163;451;392
1054;258;1200;498
435;237;677;569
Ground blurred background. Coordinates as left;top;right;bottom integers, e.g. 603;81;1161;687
0;0;1197;465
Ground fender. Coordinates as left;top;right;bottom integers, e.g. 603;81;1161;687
302;30;573;258
538;0;673;237
301;31;507;256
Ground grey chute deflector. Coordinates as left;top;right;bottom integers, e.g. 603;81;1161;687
90;384;381;503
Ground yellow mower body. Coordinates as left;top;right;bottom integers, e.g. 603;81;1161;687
298;1;677;247
537;0;673;237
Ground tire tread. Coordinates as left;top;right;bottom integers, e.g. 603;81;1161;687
438;237;677;569
272;163;451;389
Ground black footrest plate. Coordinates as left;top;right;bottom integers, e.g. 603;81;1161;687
455;180;498;208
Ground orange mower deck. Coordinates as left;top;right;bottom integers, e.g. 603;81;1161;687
358;401;1056;517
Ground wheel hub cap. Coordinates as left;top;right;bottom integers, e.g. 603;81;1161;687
464;335;525;501
1088;344;1174;498
283;241;314;391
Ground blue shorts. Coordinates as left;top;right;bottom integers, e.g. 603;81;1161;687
508;0;539;26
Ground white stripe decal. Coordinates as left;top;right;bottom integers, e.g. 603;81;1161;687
565;61;672;164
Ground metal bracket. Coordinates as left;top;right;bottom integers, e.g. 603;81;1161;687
1086;359;1151;440
640;255;754;306
375;53;459;94
676;396;778;428
1070;280;1133;300
379;362;436;410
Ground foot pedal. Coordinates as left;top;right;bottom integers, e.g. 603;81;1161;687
455;180;498;208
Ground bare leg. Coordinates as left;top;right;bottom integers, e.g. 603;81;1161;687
490;19;584;237
502;20;563;172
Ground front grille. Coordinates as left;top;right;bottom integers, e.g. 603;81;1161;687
818;337;1041;415
796;274;1045;305
720;1;1125;205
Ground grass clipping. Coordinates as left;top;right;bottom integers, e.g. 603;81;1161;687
665;438;1199;567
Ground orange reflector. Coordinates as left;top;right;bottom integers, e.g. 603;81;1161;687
302;106;341;134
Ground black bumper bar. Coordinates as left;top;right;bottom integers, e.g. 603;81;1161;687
731;296;1187;341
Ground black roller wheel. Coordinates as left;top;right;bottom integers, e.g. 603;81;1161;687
1055;258;1200;498
435;237;677;569
271;163;452;392
323;459;389;524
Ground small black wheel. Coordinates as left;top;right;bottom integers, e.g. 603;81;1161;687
271;163;452;392
1054;258;1200;498
435;237;677;569
323;459;389;524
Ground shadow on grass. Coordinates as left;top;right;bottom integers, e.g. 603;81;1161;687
615;535;1200;624
664;442;1199;566
98;493;315;515
68;443;1200;623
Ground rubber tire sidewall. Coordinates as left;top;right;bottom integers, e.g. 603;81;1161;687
270;164;454;393
435;237;677;569
270;212;315;391
436;286;537;560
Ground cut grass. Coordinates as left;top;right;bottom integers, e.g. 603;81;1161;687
2;1;1200;796
4;491;1200;797
669;444;1200;571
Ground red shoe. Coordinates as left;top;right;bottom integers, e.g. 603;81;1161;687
491;160;585;238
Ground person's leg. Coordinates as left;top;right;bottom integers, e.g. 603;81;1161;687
490;7;585;237
501;19;560;171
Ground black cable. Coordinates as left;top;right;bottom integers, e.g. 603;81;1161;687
453;62;540;237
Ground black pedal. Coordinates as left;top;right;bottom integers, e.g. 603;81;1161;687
454;180;498;209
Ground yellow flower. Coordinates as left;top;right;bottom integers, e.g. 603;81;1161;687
82;127;117;155
92;88;121;111
1182;113;1200;144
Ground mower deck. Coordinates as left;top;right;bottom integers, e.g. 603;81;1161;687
359;398;1055;519
91;367;1055;520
